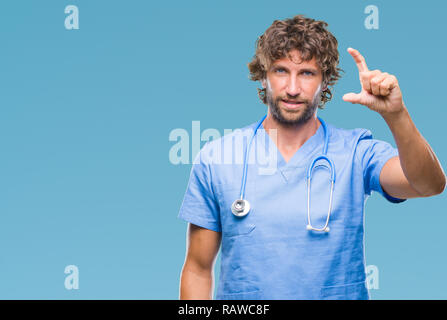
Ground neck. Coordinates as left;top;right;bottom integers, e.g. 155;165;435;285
262;111;321;154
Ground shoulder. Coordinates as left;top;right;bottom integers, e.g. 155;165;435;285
325;121;373;147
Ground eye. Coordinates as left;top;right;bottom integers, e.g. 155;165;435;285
275;68;286;73
302;71;314;76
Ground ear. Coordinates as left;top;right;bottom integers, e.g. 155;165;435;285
261;79;266;88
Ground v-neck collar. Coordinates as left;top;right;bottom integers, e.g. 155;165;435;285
255;118;326;182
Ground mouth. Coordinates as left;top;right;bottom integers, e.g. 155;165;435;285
281;99;305;109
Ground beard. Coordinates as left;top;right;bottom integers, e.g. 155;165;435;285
266;83;324;127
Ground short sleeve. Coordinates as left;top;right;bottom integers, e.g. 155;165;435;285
177;143;222;232
356;130;406;203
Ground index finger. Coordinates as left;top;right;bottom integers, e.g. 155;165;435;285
347;47;369;72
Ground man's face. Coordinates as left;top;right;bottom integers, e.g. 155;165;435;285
264;49;325;126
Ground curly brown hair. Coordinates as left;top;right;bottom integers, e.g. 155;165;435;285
248;14;343;109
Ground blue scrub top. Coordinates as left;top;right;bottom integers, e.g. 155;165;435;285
178;117;406;300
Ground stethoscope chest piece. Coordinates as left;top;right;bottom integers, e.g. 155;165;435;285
231;199;250;217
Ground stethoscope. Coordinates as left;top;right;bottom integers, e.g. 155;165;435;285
230;114;336;233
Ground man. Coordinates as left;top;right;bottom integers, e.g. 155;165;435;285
177;15;445;300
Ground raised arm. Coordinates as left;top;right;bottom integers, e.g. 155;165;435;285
343;47;446;198
179;223;221;300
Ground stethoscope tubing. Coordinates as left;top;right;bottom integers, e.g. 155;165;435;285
234;114;336;233
239;114;267;200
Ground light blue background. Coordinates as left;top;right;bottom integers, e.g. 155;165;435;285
0;0;445;299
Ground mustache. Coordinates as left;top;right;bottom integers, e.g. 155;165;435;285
277;97;308;103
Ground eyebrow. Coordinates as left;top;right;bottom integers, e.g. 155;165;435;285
271;65;319;73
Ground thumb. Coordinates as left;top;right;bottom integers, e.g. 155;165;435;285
343;92;362;104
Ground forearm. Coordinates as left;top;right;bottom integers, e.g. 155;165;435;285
180;266;214;300
382;105;446;196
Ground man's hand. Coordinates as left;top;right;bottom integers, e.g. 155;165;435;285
343;47;404;116
342;47;445;198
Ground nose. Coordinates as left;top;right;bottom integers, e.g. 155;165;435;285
286;76;301;97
